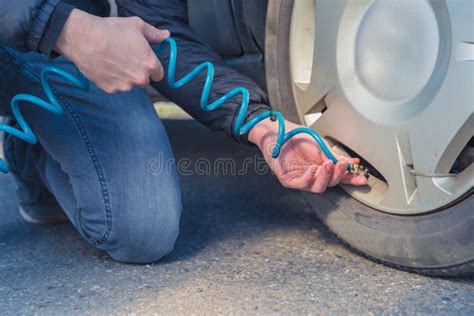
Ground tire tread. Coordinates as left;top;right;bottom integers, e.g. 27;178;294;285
332;230;474;277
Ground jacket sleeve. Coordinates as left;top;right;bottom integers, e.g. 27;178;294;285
116;0;271;144
0;0;74;57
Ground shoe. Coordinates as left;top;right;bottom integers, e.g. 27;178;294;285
13;166;69;225
2;118;69;225
13;171;69;225
18;202;69;225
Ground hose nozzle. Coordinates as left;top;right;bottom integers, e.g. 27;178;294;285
349;164;369;178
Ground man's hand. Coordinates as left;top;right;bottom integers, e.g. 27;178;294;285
249;118;368;193
55;9;169;93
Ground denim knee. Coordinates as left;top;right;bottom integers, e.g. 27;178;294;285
103;194;182;264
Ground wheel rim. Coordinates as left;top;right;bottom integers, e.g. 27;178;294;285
288;0;473;215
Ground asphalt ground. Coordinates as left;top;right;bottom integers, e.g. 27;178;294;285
1;119;473;314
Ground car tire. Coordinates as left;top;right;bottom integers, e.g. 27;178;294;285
265;0;474;277
306;188;474;277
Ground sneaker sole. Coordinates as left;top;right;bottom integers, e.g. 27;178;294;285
18;205;69;225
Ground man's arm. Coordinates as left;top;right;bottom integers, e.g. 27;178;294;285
0;0;171;93
54;9;170;93
117;0;368;191
117;0;271;143
0;0;74;56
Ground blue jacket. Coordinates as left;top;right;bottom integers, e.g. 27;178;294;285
0;0;270;143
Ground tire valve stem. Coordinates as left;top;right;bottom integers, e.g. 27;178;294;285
349;164;370;178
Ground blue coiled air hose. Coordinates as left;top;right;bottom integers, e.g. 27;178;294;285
0;66;89;173
0;37;365;176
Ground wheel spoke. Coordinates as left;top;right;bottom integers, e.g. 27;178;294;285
290;0;473;214
312;88;398;176
406;0;474;176
290;0;347;116
313;89;471;214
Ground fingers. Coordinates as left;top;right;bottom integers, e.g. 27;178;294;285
99;79;132;94
310;160;334;193
350;157;360;165
143;23;170;43
327;159;349;187
278;160;367;193
286;164;318;189
148;55;165;82
341;173;368;186
335;153;360;165
141;22;167;82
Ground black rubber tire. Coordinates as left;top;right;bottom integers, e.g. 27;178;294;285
305;189;474;277
265;0;474;277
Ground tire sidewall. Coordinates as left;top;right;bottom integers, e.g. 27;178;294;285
266;0;474;273
304;189;474;270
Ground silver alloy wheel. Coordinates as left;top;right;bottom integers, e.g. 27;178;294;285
286;0;473;215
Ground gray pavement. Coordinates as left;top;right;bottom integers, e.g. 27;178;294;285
1;120;473;314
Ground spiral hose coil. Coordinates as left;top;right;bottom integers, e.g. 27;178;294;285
0;37;366;176
0;66;88;173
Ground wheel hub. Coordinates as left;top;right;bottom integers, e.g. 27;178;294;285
355;0;439;102
288;0;473;215
337;0;449;126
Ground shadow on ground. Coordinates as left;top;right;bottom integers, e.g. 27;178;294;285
0;120;473;314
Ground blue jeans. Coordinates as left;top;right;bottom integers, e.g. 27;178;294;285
0;46;182;263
